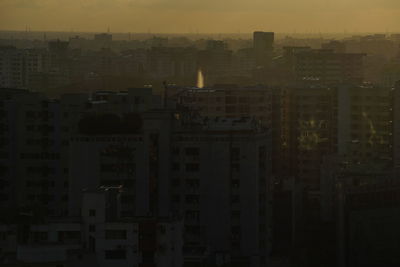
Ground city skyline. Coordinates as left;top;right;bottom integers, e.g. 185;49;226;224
1;0;400;264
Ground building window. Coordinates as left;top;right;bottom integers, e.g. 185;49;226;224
142;251;155;263
89;224;96;232
172;195;180;202
231;226;241;235
172;147;180;155
225;106;236;113
185;195;199;204
172;178;180;187
185;163;199;172
231;147;240;161
33;231;48;242
134;96;142;104
231;179;240;187
89;209;96;217
104;249;127;260
105;230;127;240
231;195;240;204
231;163;240;173
120;194;135;203
172;162;180;171
231;210;240;219
185;147;199;156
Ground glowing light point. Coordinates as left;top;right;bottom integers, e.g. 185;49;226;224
197;69;204;89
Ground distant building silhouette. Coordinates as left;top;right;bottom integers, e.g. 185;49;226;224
253;31;274;68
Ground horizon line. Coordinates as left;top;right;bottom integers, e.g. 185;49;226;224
1;29;399;35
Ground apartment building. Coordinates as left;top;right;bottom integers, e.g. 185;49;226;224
281;84;393;191
0;46;50;89
170;117;272;266
68;109;273;267
177;85;273;127
290;49;365;85
0;88;156;217
0;189;183;267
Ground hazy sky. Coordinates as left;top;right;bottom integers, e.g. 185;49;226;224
0;0;399;33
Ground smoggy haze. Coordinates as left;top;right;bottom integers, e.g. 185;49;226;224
0;0;399;33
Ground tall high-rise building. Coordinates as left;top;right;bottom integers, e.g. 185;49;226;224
0;188;184;267
197;42;232;86
0;88;157;217
170;117;272;266
337;84;392;164
0;90;88;216
291;49;365;85
253;31;274;68
68;110;273;267
393;80;400;171
176;84;272;127
0;46;50;89
279;84;393;190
